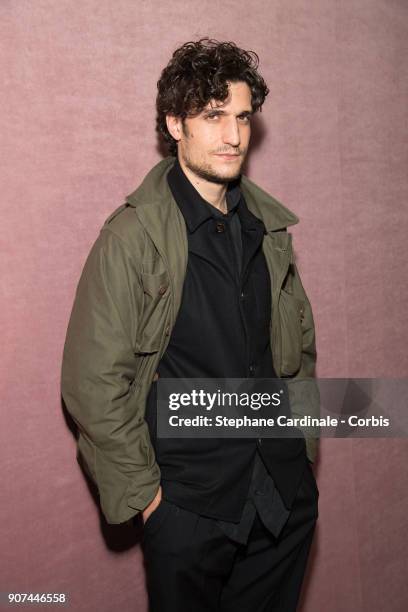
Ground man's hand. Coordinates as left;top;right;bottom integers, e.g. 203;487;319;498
142;485;162;524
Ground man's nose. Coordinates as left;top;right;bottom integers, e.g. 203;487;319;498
222;118;241;147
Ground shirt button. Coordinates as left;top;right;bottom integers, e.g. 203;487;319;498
249;364;256;376
240;291;246;299
215;222;225;233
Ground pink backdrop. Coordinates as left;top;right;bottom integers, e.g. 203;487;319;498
1;1;407;610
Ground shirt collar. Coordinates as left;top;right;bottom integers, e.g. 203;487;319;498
167;156;244;232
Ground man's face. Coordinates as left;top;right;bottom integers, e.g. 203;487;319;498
169;81;253;184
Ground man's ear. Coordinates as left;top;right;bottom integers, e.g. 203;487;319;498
166;114;182;142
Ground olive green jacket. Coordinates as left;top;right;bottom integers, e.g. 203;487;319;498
61;156;319;524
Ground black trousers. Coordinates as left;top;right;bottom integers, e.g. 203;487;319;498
141;462;319;612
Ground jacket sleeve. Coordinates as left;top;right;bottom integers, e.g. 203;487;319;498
61;227;161;523
286;263;320;463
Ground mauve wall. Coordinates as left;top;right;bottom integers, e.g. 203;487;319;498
1;1;407;611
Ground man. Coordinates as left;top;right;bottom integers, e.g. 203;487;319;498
61;38;320;611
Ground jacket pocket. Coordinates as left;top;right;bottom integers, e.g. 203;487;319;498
279;289;304;375
137;270;170;353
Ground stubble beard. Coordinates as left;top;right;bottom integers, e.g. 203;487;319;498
179;119;247;184
182;150;245;185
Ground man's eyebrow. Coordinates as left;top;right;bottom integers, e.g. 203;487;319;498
203;108;253;116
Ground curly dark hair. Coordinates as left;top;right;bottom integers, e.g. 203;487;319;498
156;38;269;156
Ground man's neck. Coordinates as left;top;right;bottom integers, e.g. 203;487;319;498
177;155;228;214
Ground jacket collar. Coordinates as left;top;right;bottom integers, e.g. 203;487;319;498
126;156;299;232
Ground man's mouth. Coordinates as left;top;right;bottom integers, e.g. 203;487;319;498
214;153;240;159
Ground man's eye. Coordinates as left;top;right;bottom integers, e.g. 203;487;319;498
205;114;250;122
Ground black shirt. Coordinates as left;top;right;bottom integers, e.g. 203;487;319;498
144;156;291;541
